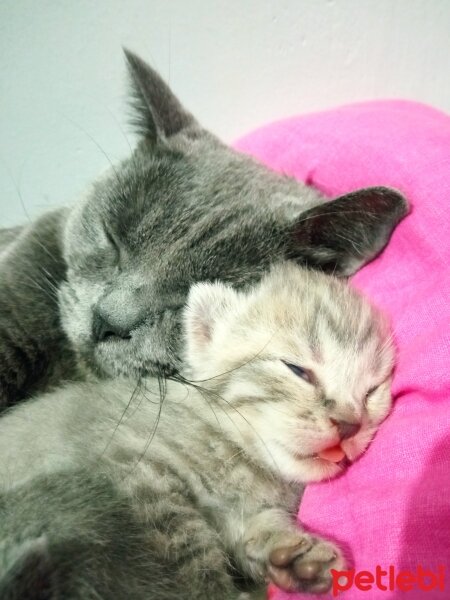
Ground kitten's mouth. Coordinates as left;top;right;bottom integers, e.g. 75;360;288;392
317;444;346;463
312;447;351;470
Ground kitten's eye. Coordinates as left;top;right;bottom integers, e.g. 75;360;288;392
365;386;379;401
282;361;314;384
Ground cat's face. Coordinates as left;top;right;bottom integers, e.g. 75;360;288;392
185;263;394;483
59;51;407;380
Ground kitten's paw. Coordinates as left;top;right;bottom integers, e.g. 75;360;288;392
267;536;345;594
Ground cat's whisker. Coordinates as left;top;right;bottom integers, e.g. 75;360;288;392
99;378;142;459
0;156;66;270
177;337;275;386
33;237;63;266
102;102;133;155
58;111;124;190
123;367;169;478
123;379;149;420
188;382;223;431
0;153;33;225
38;267;60;294
18;273;58;302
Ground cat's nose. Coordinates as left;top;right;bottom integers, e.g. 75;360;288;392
92;309;136;342
330;418;361;440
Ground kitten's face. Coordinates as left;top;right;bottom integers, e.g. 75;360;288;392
58;51;406;380
185;263;394;483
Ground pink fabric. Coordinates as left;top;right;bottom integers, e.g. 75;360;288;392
234;101;450;599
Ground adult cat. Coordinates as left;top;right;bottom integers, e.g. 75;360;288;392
0;50;407;409
0;263;394;598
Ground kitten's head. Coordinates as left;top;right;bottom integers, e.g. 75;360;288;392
184;262;394;482
59;50;407;380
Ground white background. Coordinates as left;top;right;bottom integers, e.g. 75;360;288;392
1;0;449;225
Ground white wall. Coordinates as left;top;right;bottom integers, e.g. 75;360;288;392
1;0;449;226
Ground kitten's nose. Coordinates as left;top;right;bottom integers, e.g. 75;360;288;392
330;418;361;440
92;309;136;342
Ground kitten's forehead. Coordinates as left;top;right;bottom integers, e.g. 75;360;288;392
234;263;391;371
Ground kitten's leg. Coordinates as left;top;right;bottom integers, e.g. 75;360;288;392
233;508;345;595
135;493;242;600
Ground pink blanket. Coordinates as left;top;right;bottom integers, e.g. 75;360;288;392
235;100;450;599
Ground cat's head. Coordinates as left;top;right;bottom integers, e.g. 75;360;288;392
59;50;407;380
184;262;394;482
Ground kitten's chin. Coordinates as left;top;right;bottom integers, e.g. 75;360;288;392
298;456;344;482
271;448;343;483
284;441;371;483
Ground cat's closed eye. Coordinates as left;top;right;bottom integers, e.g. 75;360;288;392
104;227;120;255
70;223;121;278
282;361;315;384
76;249;119;278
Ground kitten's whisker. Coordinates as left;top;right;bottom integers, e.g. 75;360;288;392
186;381;281;478
215;392;281;478
185;381;245;440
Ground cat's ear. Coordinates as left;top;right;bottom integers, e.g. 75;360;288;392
0;536;55;599
184;282;240;355
124;49;201;143
286;186;409;276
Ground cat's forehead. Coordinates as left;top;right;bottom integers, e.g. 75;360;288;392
89;139;307;242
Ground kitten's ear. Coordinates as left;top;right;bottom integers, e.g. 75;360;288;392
124;49;201;143
286;186;409;276
184;283;240;354
0;536;55;599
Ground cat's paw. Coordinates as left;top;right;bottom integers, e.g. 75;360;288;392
267;535;345;594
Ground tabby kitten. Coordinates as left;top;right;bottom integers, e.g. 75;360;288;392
0;263;394;599
0;50;407;409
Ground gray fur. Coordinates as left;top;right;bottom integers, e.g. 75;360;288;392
0;50;408;408
0;211;78;406
0;263;395;598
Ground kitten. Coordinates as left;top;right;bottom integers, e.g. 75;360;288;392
0;50;407;409
0;263;394;598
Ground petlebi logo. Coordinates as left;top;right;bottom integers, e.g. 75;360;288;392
331;565;446;596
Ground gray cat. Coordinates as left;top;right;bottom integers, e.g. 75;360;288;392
0;50;407;408
0;262;395;599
